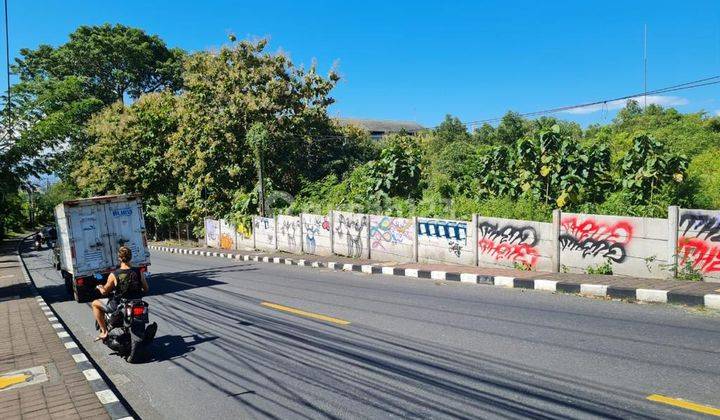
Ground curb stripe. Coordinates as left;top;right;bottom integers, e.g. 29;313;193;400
151;246;719;310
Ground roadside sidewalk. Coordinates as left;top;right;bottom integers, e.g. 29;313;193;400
0;239;127;420
150;242;720;310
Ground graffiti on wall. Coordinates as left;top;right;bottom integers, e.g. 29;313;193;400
303;216;330;254
220;233;234;250
678;213;720;273
418;219;467;257
477;221;539;267
237;223;252;240
335;214;367;258
559;216;633;263
254;217;275;244
370;217;414;250
205;219;220;248
279;219;301;249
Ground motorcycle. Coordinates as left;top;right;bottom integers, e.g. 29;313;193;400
33;235;43;250
95;274;157;363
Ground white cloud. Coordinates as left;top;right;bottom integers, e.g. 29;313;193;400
561;95;689;115
715;110;720;116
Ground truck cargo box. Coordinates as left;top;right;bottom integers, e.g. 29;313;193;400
55;194;150;301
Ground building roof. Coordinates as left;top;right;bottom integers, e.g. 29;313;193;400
336;118;425;134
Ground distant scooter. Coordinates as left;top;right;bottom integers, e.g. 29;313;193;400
33;234;43;251
94;274;157;363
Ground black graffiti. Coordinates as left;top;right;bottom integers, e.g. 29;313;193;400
418;220;467;244
679;213;720;242
477;221;538;246
335;214;367;258
559;234;627;263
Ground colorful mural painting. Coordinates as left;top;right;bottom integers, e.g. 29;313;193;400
370;216;414;250
477;221;539;267
678;212;720;273
559;216;634;263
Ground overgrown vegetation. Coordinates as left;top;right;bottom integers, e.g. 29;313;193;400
2;24;720;238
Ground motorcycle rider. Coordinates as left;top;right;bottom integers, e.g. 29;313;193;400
91;246;149;341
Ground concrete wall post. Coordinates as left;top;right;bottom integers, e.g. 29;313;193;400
413;216;419;263
330;211;335;255
366;213;371;259
551;209;561;272
252;216;257;250
668;205;679;278
472;213;479;266
299;213;305;254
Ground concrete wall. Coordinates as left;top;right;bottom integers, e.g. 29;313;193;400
333;211;369;258
253;216;276;251
417;217;475;265
678;209;720;282
369;214;415;262
301;213;332;256
219;219;236;250
204;218;220;248
235;220;254;250
477;216;555;271
277;215;302;254
559;213;669;278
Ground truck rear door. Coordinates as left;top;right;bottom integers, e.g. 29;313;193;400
104;200;150;266
68;204;114;275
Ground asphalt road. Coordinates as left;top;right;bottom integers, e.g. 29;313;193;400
21;246;720;419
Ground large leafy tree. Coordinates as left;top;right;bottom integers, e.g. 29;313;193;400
74;91;179;209
167;38;340;223
10;24;184;176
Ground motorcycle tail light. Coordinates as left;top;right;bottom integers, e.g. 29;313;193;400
76;277;85;286
131;306;146;317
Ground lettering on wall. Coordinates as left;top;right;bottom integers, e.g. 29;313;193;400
678;213;720;273
477;221;539;267
370;216;414;250
335;214;367;258
418;219;467;257
303;216;330;254
205;219;219;242
559;216;633;263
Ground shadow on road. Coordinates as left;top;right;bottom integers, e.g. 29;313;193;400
150;333;218;362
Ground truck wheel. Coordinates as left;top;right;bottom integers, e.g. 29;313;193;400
73;283;82;303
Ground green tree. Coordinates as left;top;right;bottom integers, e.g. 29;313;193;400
10;24;184;176
74;91;179;210
167;38;340;223
619;134;687;204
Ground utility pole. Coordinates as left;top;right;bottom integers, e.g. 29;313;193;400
248;123;268;217
643;24;648;110
4;0;11;135
257;147;266;217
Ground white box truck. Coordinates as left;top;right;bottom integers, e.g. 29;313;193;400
55;194;151;302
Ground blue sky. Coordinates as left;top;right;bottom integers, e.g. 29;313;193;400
5;1;720;127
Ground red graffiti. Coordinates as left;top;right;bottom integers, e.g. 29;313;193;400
678;237;720;273
479;239;539;267
561;217;633;245
321;217;330;231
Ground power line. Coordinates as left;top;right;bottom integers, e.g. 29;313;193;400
452;75;720;128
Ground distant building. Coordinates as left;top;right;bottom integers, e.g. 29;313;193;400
337;118;425;140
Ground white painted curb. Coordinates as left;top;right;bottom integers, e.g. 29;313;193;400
636;289;668;303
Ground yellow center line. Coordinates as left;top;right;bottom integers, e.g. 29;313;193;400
647;394;720;417
261;302;350;325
